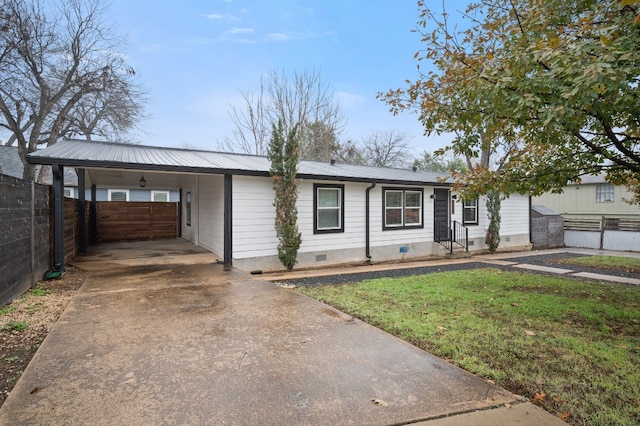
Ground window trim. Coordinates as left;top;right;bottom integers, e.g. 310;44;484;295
151;190;170;202
595;183;614;203
313;183;345;234
108;189;130;202
382;187;424;230
462;198;479;226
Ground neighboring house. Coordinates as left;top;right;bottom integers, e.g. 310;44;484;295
533;175;640;220
28;139;532;271
0;145;178;202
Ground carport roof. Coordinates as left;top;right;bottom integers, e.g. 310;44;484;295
27;138;451;186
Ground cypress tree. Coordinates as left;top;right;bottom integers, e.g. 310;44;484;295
267;120;302;271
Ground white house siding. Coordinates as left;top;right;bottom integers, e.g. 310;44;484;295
232;179;446;270
197;175;224;257
232;176;279;264
220;176;533;271
295;180;368;266
453;193;531;250
368;185;438;261
180;175;199;246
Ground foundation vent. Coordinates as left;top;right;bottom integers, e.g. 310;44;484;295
315;254;327;262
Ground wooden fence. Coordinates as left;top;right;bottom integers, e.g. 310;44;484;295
0;174;51;306
95;201;178;242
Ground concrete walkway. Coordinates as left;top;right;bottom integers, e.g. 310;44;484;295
4;242;629;425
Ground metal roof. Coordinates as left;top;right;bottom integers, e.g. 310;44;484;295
1;145;78;185
27;139;451;186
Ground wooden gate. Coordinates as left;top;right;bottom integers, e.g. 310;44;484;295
95;201;178;242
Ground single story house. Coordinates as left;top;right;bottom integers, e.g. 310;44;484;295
28;139;532;272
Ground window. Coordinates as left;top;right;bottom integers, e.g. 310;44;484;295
314;184;344;233
462;199;478;225
186;192;192;226
596;184;614;203
151;191;170;202
63;187;74;198
383;188;423;230
108;189;129;202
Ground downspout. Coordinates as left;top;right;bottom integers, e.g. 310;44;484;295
365;182;376;260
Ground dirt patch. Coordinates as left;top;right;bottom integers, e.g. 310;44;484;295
0;266;86;407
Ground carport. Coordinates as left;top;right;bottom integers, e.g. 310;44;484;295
28;139;236;272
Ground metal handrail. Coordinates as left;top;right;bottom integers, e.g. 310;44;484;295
435;220;468;254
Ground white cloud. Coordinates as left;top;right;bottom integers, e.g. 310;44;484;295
226;27;253;35
202;13;223;20
335;91;366;109
266;33;289;42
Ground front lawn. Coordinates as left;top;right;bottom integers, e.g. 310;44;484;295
297;268;640;425
554;255;640;274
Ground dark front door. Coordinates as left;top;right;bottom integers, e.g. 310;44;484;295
433;189;450;242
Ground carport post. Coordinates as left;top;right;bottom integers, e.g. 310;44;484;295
89;185;97;245
52;164;65;272
77;168;86;253
223;174;232;267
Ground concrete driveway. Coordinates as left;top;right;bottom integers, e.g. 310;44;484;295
1;240;524;425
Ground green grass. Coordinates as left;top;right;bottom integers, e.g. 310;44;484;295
0;305;17;316
31;282;50;297
298;268;640;425
556;255;640;273
2;321;27;332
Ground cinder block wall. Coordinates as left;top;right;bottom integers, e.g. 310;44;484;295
0;174;51;306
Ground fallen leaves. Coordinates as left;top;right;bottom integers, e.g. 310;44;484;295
524;330;537;336
533;392;546;406
558;412;571;420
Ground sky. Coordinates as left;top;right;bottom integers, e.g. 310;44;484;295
107;0;468;157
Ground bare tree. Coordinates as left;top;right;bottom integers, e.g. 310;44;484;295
361;130;411;168
62;78;147;143
0;0;145;181
222;68;346;157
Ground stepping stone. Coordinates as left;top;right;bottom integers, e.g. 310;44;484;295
572;272;640;286
512;264;573;274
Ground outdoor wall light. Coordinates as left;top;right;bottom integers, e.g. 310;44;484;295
139;174;146;187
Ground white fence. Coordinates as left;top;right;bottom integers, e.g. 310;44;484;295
564;217;640;252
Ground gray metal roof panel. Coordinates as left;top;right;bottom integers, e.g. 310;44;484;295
27;139;451;185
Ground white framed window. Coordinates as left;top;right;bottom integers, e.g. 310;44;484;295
108;189;130;202
151;191;170;202
596;184;614;203
462;199;478;225
383;188;423;230
314;184;344;233
63;187;75;198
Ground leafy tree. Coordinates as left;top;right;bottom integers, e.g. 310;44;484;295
223;68;346;158
0;0;145;181
267;120;302;271
380;0;640;200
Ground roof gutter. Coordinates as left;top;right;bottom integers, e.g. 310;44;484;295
365;181;376;260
